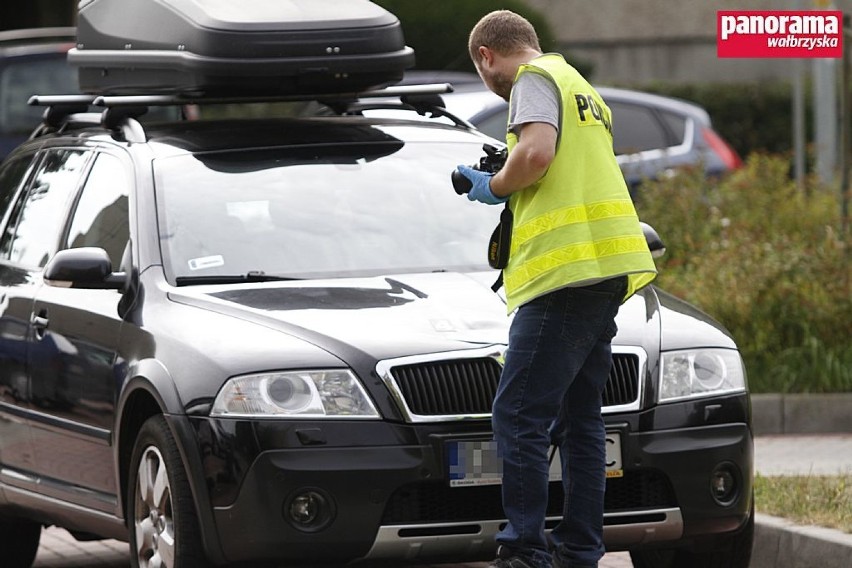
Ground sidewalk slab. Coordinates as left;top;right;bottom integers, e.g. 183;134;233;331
753;513;852;568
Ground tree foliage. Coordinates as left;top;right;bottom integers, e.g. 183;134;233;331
373;0;555;72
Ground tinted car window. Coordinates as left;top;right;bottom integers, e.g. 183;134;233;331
0;56;78;135
660;110;687;146
474;108;509;141
1;149;88;267
609;102;669;154
66;153;130;268
0;157;33;231
155;141;500;282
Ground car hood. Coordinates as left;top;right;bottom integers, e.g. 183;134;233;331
169;272;511;361
654;287;737;351
168;273;735;364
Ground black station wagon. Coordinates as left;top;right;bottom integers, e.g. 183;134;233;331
0;84;753;568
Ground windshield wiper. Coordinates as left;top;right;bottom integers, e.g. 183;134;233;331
175;271;300;286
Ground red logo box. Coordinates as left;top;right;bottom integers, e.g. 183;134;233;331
717;10;843;58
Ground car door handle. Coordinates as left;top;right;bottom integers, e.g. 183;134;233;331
31;310;49;339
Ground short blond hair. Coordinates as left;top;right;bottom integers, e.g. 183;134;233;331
468;10;542;63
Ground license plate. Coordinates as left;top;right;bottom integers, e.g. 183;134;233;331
447;440;503;487
605;432;624;478
447;433;623;487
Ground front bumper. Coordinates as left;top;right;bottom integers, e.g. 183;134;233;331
185;411;752;564
603;421;753;551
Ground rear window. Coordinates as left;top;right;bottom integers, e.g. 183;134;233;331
0;55;78;135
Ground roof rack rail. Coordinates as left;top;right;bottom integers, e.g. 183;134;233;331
28;95;98;128
28;94;147;143
26;83;472;143
75;83;455;108
334;95;476;129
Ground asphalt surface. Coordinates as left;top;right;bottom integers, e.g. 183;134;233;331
29;434;852;568
31;528;633;568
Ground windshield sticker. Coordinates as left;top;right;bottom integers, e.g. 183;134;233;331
188;255;225;270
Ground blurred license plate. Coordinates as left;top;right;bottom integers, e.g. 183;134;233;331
447;433;623;487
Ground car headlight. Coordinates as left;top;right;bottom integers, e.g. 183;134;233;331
659;349;747;403
211;369;380;419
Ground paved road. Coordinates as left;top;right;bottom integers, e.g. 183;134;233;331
32;527;633;568
30;435;852;568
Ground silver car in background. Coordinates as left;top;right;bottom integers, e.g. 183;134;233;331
396;71;743;191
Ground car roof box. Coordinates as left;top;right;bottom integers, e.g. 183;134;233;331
68;0;415;96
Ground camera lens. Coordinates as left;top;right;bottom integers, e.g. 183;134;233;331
451;170;472;194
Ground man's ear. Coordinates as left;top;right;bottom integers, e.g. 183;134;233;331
477;45;494;68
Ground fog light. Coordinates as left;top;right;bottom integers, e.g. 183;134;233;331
710;464;739;506
285;489;334;532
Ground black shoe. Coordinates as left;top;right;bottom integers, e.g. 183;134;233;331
488;545;538;568
552;556;596;568
551;547;597;568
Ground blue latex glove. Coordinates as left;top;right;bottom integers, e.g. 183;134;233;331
456;165;509;205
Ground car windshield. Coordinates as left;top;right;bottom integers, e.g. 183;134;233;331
155;139;501;283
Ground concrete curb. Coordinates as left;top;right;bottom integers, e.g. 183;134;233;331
751;394;852;565
753;513;852;568
751;393;852;436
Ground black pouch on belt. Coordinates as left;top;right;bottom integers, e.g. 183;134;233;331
488;204;513;269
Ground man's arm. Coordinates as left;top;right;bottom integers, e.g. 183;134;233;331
489;122;557;198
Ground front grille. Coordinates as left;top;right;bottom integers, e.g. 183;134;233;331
390;353;640;417
606;353;640;407
380;470;676;524
392;358;499;416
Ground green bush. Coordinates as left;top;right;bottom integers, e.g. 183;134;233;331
635;155;852;393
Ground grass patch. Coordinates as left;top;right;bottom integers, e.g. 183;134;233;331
755;474;852;533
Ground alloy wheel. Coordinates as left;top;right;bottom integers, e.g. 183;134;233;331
134;445;176;568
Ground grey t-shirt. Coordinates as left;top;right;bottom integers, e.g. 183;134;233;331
508;72;560;138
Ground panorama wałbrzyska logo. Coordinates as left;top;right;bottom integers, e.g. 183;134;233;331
717;10;842;58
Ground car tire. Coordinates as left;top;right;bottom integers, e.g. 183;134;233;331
629;504;754;568
127;415;207;568
0;518;41;568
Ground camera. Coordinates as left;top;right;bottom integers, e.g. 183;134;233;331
452;143;508;194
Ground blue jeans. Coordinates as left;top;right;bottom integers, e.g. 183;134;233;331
492;277;627;568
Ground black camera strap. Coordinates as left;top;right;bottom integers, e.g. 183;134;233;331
491;271;503;292
488;203;513;292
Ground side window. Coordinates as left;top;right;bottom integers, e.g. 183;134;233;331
0;157;36;241
1;149;88;268
659;110;687;146
65;153;131;268
609;102;669;155
475;108;510;141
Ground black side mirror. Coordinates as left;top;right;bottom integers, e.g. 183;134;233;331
640;222;666;259
44;247;126;290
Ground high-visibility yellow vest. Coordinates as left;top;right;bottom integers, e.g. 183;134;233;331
503;53;657;313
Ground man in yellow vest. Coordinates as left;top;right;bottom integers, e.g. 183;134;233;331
455;10;657;568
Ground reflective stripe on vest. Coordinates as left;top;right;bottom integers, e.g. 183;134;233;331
510;199;638;254
504;235;650;293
